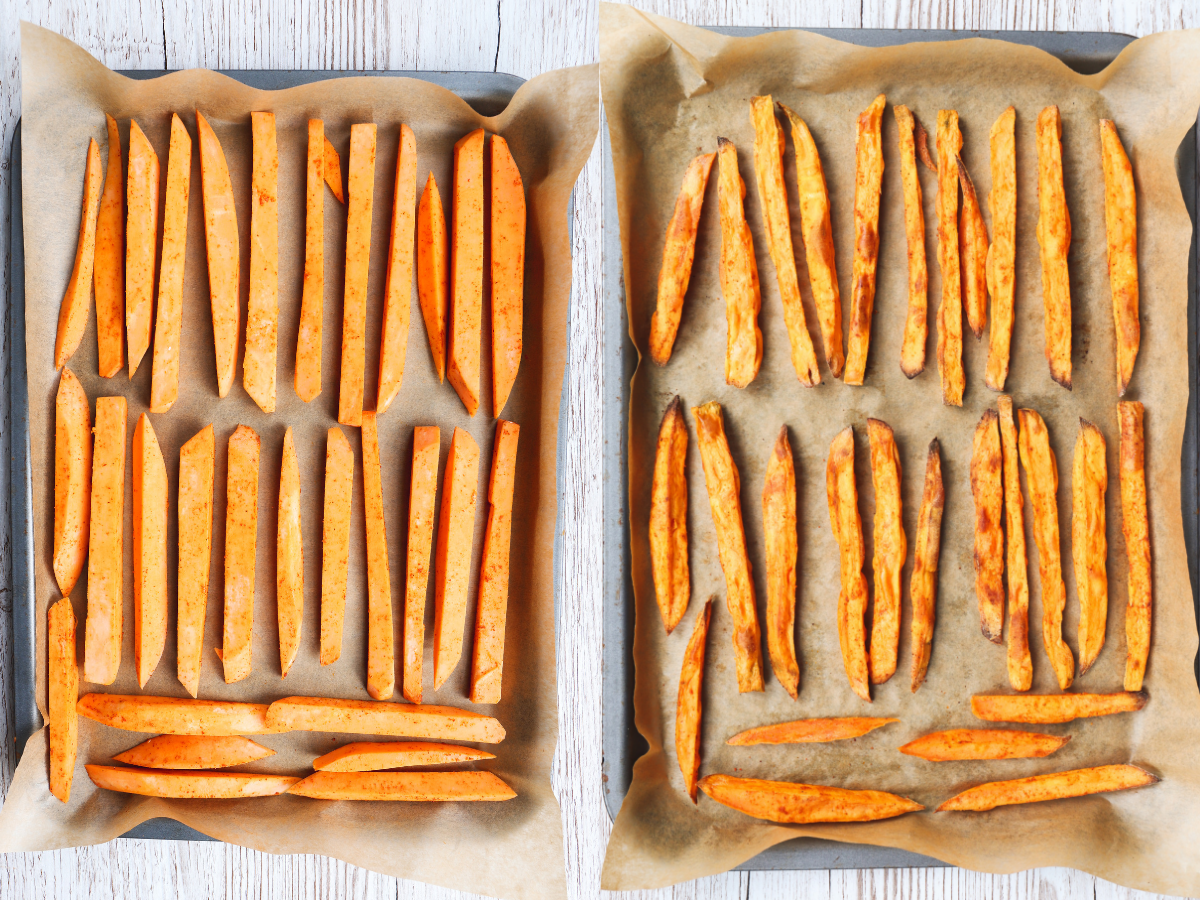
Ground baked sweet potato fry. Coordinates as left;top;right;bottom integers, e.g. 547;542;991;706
313;741;494;772
338;123;377;427
49;598;78;803
377;123;417;414
844;94;886;386
177;425;214;697
323;135;344;202
1035;106;1072;389
87;765;296;799
916;120;936;172
113;735;275;769
289;770;515;802
676;599;712;802
699;774;922;823
221;425;260;684
934;111;964;406
972;409;1004;644
295;119;326;403
910;439;944;692
84;396;126;685
78;693;277;735
243;111;279;414
417;173;449;383
149;113;190;413
404;426;439;702
434;427;481;688
986;107;1016;390
133;413;168;688
727;717;896;746
938;764;1158;812
763;427;799;696
53;368;90;598
650;397;690;634
265;696;505;742
826;426;870;701
1119;401;1152;691
895;105;928;378
54;138;102;370
320;427;354;666
899;729;1069;761
1074;419;1108;674
694;402;763;692
971;690;1147;723
716;138;763;388
127;119;161;381
196;111;241;398
997;396;1031;690
1101;120;1139;396
448;128;485;416
94;114;124;378
362;412;395;700
277;427;304;677
491;134;526;414
868;419;904;685
958;156;989;340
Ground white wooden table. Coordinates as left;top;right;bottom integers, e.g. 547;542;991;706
0;2;1194;898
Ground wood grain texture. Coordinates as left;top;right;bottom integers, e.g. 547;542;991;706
0;1;1194;898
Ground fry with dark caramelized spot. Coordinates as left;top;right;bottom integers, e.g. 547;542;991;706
972;409;1004;644
844;94;886;386
910;439;944;691
716;138;762;388
971;691;1147;723
895;105;928;378
676;599;712;803
937;764;1157;812
763;427;799;696
900;729;1069;761
957;156;989;340
986;107;1016;390
728;717;897;746
650;397;690;633
868;419;904;684
915;119;936;173
699;774;922;823
935;111;963;406
826;427;870;701
1074;419;1108;674
1119;401;1152;691
1036;106;1072;389
1101;120;1139;396
997;396;1031;690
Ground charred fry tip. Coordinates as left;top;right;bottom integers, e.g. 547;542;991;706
954;155;976;193
717;136;733;149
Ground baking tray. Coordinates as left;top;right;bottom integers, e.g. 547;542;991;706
602;26;1200;872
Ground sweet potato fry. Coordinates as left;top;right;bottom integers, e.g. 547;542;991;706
377;123;418;414
938;764;1158;812
320;427;354;666
470;420;520;704
649;152;716;366
895;105;928;378
48;598;78;803
277;427;304;677
1119;401;1152;691
323;135;344;202
404;426;440;702
826;426;869;701
133;414;168;688
87;765;296;799
84;396;126;685
676;599;712;802
149;113;190;413
338;123;377;427
54;138;102;370
313;741;494;772
868;419;904;685
265;696;505;742
779;104;844;377
997;396;1031;690
958;156;989;340
650;397;690;634
94;114;124;378
972;409;1004;643
127;119;161;381
221;425;260;684
844;94;886;386
417;173;449;383
1018;409;1074;689
78;693;277;735
448;128;485;416
1101;120;1139;395
763;427;799;696
196;111;241;398
113;735;275;770
900;729;1069;761
716;137;763;388
243;111;279;414
53;368;91;598
935;111;963;406
295;120;325;403
727;717;897;746
985;107;1016;390
177;425;214;697
916;119;936;172
289;770;515;802
971;690;1147;723
699;774;922;823
491;134;526;414
1074;419;1108;674
750;97;819;386
434;427;481;688
362;412;395;700
910;439;945;692
694;402;763;692
1036;106;1072;389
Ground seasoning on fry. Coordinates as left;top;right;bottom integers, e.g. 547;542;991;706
910;439;944;692
937;764;1157;812
176;425;214;697
1036;105;1072;389
54;138;102;370
826;426;870;701
1074;419;1108;674
935;111;964;406
763;427;799;696
676;599;712;803
868;419;904;684
971;409;1004;644
1119;401;1152;691
699;774;922;823
728;717;897;746
716;138;763;388
971;691;1147;724
49;598;78;803
997;396;1031;690
53;368;90;599
149;114;191;413
650;397;690;634
84;396;126;686
844;94;886;386
957;155;989;340
900;729;1069;762
94;114;124;378
985;107;1016;391
1101;120;1139;396
295;119;325;403
895;105;929;378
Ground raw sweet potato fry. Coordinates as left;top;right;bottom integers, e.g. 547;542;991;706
1119;401;1152;691
844;94;886;386
277;427;304;677
985;107;1016;391
323;135;344;202
826;426;869;701
295;119;325;403
434;427;481;688
196;111;241;398
289;770;515;802
84;396;126;685
94;114;124;378
320;427;354;666
243;111;279;414
313;741;494;772
149;113;191;413
694;402;763;692
676;599;712;802
53;368;91;598
338;124;377;427
868;419;904;685
113;735;275;770
177;425;214;697
699;774;923;823
957;155;989;340
749;96;819;386
133;413;168;688
1074;419;1108;674
448;128;485;416
491;134;526;414
763;427;799;696
1101;120;1140;396
127;119;161;381
377;123;418;414
1036;106;1073;389
78;693;278;735
935;111;963;406
265;696;505;742
87;765;296;799
417;173;449;383
895;105;928;378
649;397;690;634
362;412;395;700
997;396;1031;690
649;152;716;366
971;409;1004;644
54;138;102;370
910;439;945;692
938;764;1158;812
49;598;78;803
221;425;260;684
971;691;1147;724
404;426;440;702
1018;409;1075;689
716;137;763;388
727;717;897;746
900;729;1069;761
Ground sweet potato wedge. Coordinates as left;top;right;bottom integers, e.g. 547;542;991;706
53;368;91;598
87;765;296;799
54;138;102;370
1101;120;1139;396
985;107;1016;390
434;427;481;688
404;426;440;702
289;770;515;802
113;735;275;769
958;156;989;340
243;111;279;414
362;412;395;700
265;696;505;743
1036;106;1072;389
84;396;126;685
127;119;161;381
935;111;963;406
196;111;241;398
844;94;886;386
320;427;354;666
826;426;870;701
938;764;1158;812
1074;419;1108;674
48;598;78;803
900;728;1069;762
177;424;214;697
868;419;904;685
971;691;1147;724
699;774;923;823
676;599;712;802
277;427;304;677
133;413;168;688
417;173;449;383
313;741;494;772
94;114;125;378
650;397;690;634
221;425;260;684
763;427;799;696
491;134;526;414
149;113;190;412
295;119;325;403
895;105;929;378
716;137;763;388
997;396;1031;690
338;123;377;427
1119;401;1152;691
77;693;277;735
910;439;945;692
323;135;344;202
448;128;485;416
971;409;1004;644
377;123;418;414
727;717;897;746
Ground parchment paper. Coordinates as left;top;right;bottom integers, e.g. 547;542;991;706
0;24;597;900
599;5;1200;894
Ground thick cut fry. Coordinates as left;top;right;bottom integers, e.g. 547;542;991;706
470;420;520;704
694;402;763;692
266;696;505;742
87;765;296;799
48;598;78;803
314;741;494;772
716;138;763;388
362;412;395;699
404;426;440;702
114;735;275;769
826;426;870;701
377;123;417;414
295;120;325;403
1119;401;1152;691
910;439;945;692
417;173;449;383
935;111;964;406
958;156;989;340
986;107;1016;390
221;425;260;684
676;599;712;803
901;729;1069;761
699;774;923;823
149;114;191;413
127;120;161;381
95;114;124;378
1036;106;1072;389
895;105;929;378
763;427;799;696
844;94;886;386
1101;121;1139;395
290;770;515;801
971;691;1147;723
54;138;102;370
779;104;844;377
998;396;1031;690
491;134;526;414
338;124;377;427
448;128;485;416
750;97;819;386
277;428;304;677
320;427;354;666
133;414;168;688
196;111;241;398
78;693;277;735
84;396;126;685
323;136;344;202
938;764;1158;812
177;425;214;697
1018;409;1074;689
1074;419;1108;674
53;369;91;598
650;397;690;634
243;111;279;414
728;717;897;746
972;409;1004;644
649;152;716;366
868;419;904;685
434;428;481;688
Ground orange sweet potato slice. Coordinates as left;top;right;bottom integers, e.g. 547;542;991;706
763;427;799;696
868;419;904;685
84;396;126;685
1119;401;1152;691
377;123;418;414
448;128;486;416
1036;105;1073;389
53;368;91;598
243;111;280;414
49;598;78;803
937;764;1157;812
277;427;304;677
221;425;260;684
935;110;963;406
177;425;214;697
323;135;344;202
362;411;395;700
826;426;869;701
295;119;326;403
957;155;989;340
265;696;504;742
699;774;923;823
900;728;1069;762
997;396;1031;690
289;770;515;802
54;138;103;370
417;173;449;383
404;426;440;703
78;693;277;735
491;134;527;414
313;741;494;772
716;137;763;388
676;599;712;802
895;105;929;379
149;113;190;412
320;427;354;666
94;114;125;378
910;439;945;692
1101;120;1139;396
844;94;886;386
434;427;481;688
1073;419;1108;674
985;107;1016;391
971;691;1147;724
971;409;1004;644
113;735;275;769
133;413;168;688
649;397;689;634
87;765;296;799
338;123;377;427
728;717;897;746
196;111;241;398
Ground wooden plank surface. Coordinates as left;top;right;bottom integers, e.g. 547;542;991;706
0;1;1193;898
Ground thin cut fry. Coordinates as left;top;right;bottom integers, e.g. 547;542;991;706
971;690;1147;723
676;599;712;803
289;770;515;802
338;123;377;427
377;123;418;414
448;128;485;416
694;402;763;692
1074;419;1108;674
94;114;124;378
716;137;763;388
87;765;296;799
935;111;963;406
826;426;869;701
895;105;929;378
323;135;344;202
649;397;690;634
265;696;505;743
243;110;279;414
763;427;799;696
1119;401;1152;691
910;439;945;692
320;427;354;666
295;119;325;403
699;774;923;823
1101;120;1140;396
54;138;102;370
313;741;494;772
84;396;126;685
114;735;275;770
362;412;395;700
971;409;1004;644
177;425;214;697
78;693;277;735
985;107;1016;390
915;119;936;172
728;717;897;746
844;94;886;386
221;425;260;684
133;413;168;689
127;119;162;381
49;598;78;803
900;729;1069;761
196;111;241;398
434;427;481;688
868;419;904;685
1036;106;1073;389
938;764;1158;812
957;155;989;340
491;134;526;414
404;426;440;703
998;396;1031;690
277;427;304;677
149;113;191;413
53;368;91;598
417;173;449;383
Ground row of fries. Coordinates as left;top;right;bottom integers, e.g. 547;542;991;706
54;112;525;419
650;96;1140;398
